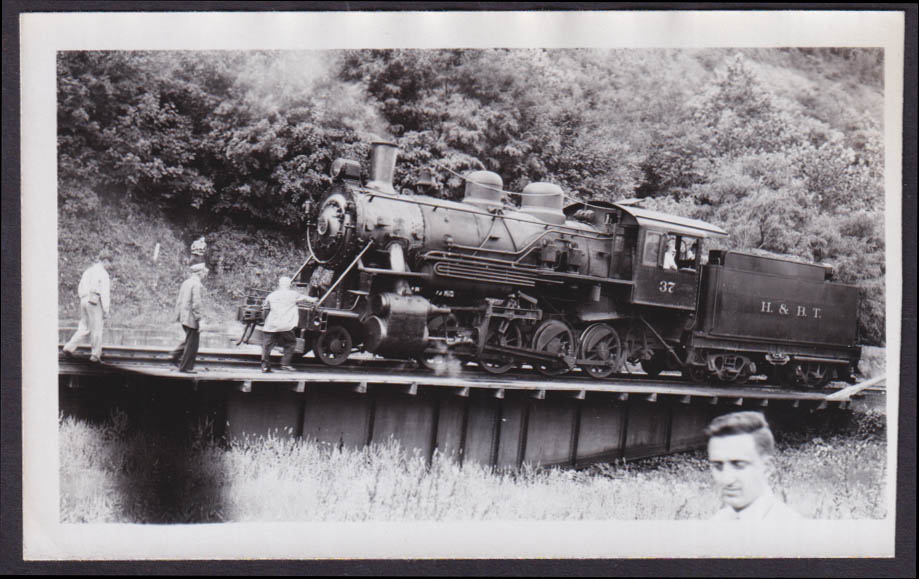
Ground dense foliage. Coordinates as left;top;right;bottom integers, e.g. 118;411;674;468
57;48;886;343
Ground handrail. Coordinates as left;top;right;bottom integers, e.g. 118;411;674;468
316;242;374;308
291;252;316;284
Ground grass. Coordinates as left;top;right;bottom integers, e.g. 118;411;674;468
59;407;887;523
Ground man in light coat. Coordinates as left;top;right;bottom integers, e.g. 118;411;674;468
260;275;314;372
170;263;208;373
62;250;113;362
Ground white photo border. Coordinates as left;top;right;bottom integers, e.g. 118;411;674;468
20;9;905;560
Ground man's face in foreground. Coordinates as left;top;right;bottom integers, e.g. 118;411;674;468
708;433;772;511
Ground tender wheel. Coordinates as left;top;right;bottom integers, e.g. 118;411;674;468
710;353;736;383
684;364;709;383
479;320;523;375
802;362;831;388
733;366;753;385
532;320;575;377
778;362;827;389
578;323;622;379
314;325;352;366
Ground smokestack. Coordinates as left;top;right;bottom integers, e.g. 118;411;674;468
367;141;398;194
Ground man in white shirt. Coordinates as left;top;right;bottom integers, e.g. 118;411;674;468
62;250;113;363
260;276;314;373
706;411;804;521
663;236;678;270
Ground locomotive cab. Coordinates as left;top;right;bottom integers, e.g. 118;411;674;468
618;206;727;311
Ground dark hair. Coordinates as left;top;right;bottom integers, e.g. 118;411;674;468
705;411;775;457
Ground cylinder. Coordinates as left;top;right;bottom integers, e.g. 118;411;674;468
520;182;565;224
367;141;398;194
463;170;505;211
362;294;432;355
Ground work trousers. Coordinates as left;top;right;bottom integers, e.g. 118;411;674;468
63;297;104;359
170;324;200;371
261;329;296;369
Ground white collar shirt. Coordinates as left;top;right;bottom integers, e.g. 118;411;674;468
711;490;804;521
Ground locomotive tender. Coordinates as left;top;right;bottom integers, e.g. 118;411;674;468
241;142;860;387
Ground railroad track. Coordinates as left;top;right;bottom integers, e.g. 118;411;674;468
58;343;873;402
56;343;746;385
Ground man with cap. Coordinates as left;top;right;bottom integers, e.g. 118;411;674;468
61;249;113;362
706;411;804;521
260;275;314;373
170;263;209;374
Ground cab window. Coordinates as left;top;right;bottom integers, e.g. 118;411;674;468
643;232;662;266
678;236;700;270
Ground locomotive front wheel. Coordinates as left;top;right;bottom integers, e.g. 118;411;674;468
479;321;523;375
315;325;353;366
532;320;575;377
578;323;622;379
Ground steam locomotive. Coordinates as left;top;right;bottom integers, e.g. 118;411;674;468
240;142;860;387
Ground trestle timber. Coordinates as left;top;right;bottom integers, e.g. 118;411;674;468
58;345;869;467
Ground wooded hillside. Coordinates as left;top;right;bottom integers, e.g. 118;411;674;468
57;48;886;344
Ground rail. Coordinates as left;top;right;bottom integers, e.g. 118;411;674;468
58;344;869;406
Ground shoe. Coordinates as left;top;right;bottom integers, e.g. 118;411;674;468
60;350;76;360
279;365;297;372
89;356;101;363
261;366;272;373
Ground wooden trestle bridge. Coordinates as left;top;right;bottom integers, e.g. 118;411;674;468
58;344;882;468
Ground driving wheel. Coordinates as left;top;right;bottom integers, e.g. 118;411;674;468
578;323;622;379
532;319;575;377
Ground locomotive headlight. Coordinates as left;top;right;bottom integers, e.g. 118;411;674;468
317;201;343;238
308;190;359;266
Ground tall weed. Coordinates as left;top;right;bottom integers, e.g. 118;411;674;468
60;407;887;523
